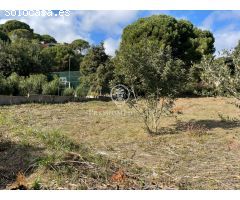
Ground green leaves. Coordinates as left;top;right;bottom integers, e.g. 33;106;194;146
119;15;215;68
115;40;186;97
1;20;33;34
70;39;90;53
42;75;60;95
0;31;10;42
198;50;240;98
0;39;47;76
9;29;33;41
80;43;111;95
40;34;57;44
0;20;90;74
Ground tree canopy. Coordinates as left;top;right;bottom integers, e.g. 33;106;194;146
40;34;57;44
118;15;215;68
0;39;50;76
9;29;33;40
115;40;186;96
0;19;90;75
80;43;109;76
80;43;112;95
0;31;10;42
70;39;90;53
0;20;33;33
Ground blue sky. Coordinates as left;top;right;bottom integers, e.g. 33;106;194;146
1;10;240;55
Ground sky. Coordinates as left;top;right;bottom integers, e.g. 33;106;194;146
0;10;240;56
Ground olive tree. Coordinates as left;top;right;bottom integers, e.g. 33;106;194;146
198;50;240;99
115;40;186;135
197;49;240;120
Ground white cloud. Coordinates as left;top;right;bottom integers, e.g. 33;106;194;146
175;16;188;20
201;11;240;30
20;14;92;43
74;11;139;35
104;37;121;56
0;10;139;45
200;11;240;53
214;26;240;53
0;13;91;43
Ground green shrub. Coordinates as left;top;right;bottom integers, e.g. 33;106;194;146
42;75;60;95
0;73;7;95
19;78;30;96
6;73;21;95
19;74;48;96
63;87;75;96
75;84;89;97
27;74;48;94
0;73;19;95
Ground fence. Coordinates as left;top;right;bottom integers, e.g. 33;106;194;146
0;95;110;106
50;71;80;88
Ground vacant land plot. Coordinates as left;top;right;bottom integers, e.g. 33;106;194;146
1;97;240;189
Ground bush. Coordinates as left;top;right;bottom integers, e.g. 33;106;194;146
63;87;75;96
19;78;30;96
75;84;89;97
0;73;8;95
29;74;48;94
0;73;64;96
0;73;18;95
19;74;48;96
42;75;60;95
6;73;21;95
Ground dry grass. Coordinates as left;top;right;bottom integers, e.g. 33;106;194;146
1;97;240;189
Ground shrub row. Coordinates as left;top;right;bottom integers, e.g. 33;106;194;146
0;73;86;97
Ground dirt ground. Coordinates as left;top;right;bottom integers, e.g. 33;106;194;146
1;97;240;189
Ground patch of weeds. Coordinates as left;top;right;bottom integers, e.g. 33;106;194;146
33;129;80;152
218;113;239;123
32;177;42;190
35;155;58;167
187;123;209;136
178;177;193;190
0;113;9;125
0;113;81;153
0;107;164;189
177;121;209;136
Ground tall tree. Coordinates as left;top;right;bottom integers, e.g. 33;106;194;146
40;34;57;43
69;39;90;71
95;60;114;94
70;39;90;53
80;43;110;95
1;20;33;33
40;44;73;71
0;39;50;76
119;15;215;68
9;29;33;41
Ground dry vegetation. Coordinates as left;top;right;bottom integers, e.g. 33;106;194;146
1;97;240;189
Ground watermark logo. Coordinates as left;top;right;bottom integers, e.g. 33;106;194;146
86;84;136;117
110;84;130;108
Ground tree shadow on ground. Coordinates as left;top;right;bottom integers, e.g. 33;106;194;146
0;137;46;189
149;127;181;136
175;119;240;132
